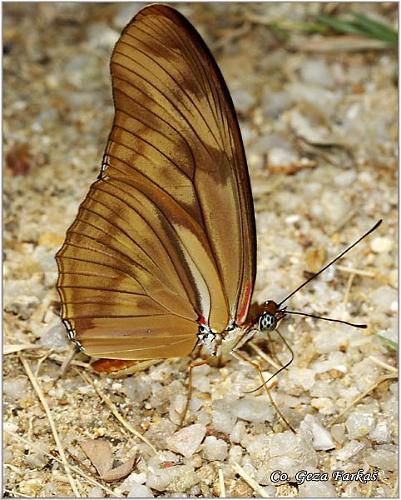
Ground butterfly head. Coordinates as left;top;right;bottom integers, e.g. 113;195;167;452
258;300;286;332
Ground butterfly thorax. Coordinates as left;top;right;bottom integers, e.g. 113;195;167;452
197;322;259;357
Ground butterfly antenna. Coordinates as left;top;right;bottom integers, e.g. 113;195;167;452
284;310;367;328
277;219;382;308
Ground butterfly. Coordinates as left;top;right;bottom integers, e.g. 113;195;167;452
56;4;379;382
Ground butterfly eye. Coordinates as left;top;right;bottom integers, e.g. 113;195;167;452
259;312;277;332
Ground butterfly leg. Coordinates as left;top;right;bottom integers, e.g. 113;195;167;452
230;350;295;432
179;357;214;427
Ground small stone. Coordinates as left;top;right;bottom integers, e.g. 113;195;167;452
369;421;391;444
298;479;337;497
88;487;104;498
345;412;376;439
4;377;29;401
300;59;334;88
202;436;228;461
231;396;275;423
299;415;335;451
231;89;255;114
370;286;397;314
147;465;198;492
370;236;393;253
127;483;154;498
335;440;364;461
122;376;151;403
40;322;70;352
166;424;206;458
365;447;396;471
331;424;346;444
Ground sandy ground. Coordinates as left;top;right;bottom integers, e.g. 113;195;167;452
4;2;398;498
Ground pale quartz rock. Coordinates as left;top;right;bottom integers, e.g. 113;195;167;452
88;487;104;498
127;483;154;498
370;286;397;313
300;59;334;88
298;480;337;497
192;364;211;392
228;445;243;463
146;465;197;492
4;377;29;401
346;412;376;439
168;394;187;425
365;446;397;471
310;398;336;415
87;23;119;50
370;236;393;253
334;170;357;187
299;415;335;451
230;420;247;444
123;376;151;403
268;147;299;169
369;422;391;444
121;472;147;489
262;90;291;118
212;398;237;433
166;424;206;458
286;367;316;392
230;88;255;114
40;323;69;352
335;440;364;461
231;396;275;423
202;436;228;461
331;424;346;445
249;431;318;483
143;418;177;450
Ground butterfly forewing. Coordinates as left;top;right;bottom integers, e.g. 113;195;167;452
56;4;256;360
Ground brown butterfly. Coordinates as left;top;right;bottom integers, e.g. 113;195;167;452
56;5;380;386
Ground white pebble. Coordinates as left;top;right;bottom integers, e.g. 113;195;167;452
123;376;151;403
166;424;206;458
369;422;391;444
331;424;346;444
298;480;337;497
231;396;275;423
365;447;396;471
128;483;154;498
300;59;334;88
335;440;364;461
346;412;376;439
202;436;228;461
212;408;237;434
371;286;398;313
299;415;335;451
370;236;393;253
40;322;70;352
4;377;29;401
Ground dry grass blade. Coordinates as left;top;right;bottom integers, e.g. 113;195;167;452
330;373;398;425
78;369;158;454
19;354;81;497
294;35;388;52
231;461;269;498
4;343;42;354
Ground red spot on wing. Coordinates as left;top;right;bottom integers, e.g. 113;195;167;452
198;314;207;325
236;281;253;326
